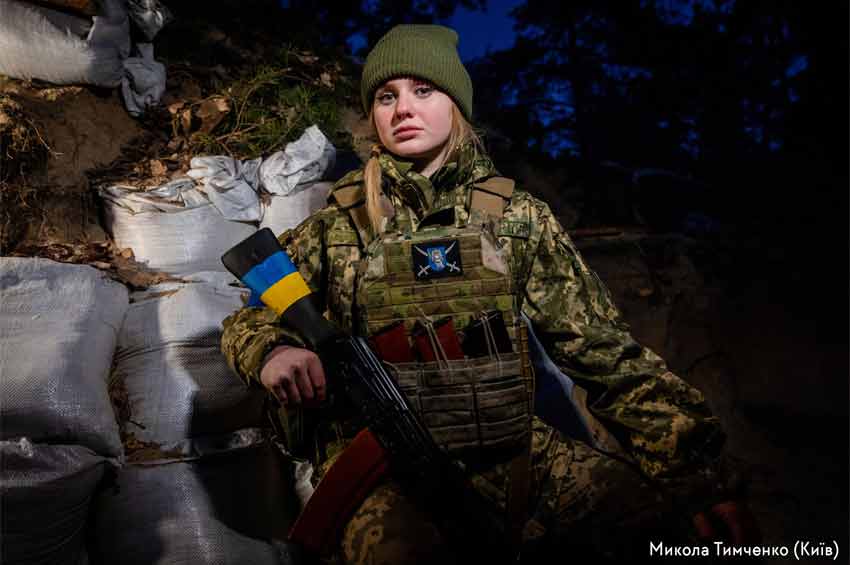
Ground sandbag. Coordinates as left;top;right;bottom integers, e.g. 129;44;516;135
0;258;127;457
101;180;257;276
0;438;110;565
259;181;332;234
115;272;265;445
36;3;93;37
187;156;263;222
91;439;301;565
259;125;336;196
0;0;129;87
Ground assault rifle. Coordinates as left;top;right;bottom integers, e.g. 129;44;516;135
221;228;512;562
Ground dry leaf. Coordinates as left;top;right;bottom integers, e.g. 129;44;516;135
195;96;230;134
180;108;193;134
149;159;167;176
167;101;185;115
114;266;172;289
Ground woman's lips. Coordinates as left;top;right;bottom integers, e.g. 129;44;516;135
394;127;422;139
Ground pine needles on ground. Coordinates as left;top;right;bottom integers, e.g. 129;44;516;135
185;46;358;160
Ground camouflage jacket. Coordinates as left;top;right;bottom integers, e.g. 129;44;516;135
221;147;725;492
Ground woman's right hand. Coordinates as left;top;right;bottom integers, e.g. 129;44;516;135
260;345;327;406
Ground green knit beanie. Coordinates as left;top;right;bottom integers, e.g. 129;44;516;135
361;24;473;120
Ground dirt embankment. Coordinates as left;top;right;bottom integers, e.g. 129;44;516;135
1;83;142;251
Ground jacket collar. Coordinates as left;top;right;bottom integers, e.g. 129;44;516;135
378;143;497;220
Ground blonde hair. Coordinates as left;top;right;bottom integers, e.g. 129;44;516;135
364;103;484;234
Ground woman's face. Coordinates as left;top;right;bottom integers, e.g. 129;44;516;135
372;78;454;172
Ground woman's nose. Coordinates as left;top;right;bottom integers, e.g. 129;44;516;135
394;90;414;118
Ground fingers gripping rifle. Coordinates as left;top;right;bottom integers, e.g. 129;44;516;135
221;228;512;560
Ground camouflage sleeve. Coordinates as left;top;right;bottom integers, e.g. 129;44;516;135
220;208;334;388
520;198;725;496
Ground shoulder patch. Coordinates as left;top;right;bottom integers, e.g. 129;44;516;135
332;184;365;209
470;176;515;219
473;176;515;198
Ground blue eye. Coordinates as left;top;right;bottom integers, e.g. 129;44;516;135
415;86;434;97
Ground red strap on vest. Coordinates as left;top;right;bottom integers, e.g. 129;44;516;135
288;428;390;554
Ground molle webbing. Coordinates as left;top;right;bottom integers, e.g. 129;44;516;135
360;230;517;338
356;226;533;458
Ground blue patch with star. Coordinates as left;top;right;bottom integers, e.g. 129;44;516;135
412;238;463;280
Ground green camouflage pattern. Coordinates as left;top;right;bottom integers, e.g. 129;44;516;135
339;481;458;565
336;417;695;563
220;143;726;555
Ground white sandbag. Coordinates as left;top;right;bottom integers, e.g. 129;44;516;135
0;0;129;87
259;125;336;196
101;180;257;276
122;42;166;117
91;439;300;565
37;4;92;38
187;156;263;222
259;181;332;234
116;272;265;446
0;438;109;565
0;258;127;457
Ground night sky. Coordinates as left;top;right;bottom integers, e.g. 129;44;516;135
444;0;519;61
345;0;521;62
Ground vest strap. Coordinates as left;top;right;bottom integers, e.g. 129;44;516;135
331;185;371;244
506;319;532;557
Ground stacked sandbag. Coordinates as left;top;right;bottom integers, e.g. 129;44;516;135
0;0;169;115
259;125;336;196
114;271;265;446
0;258;128;564
91;435;301;564
260;181;333;234
0;439;108;565
0;0;130;87
101;141;338;276
101;179;257;277
0;258;127;455
257;125;337;233
92;270;301;562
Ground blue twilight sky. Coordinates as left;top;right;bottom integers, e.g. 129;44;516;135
345;0;521;62
443;0;520;61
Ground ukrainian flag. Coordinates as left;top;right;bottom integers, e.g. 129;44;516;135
245;251;312;315
223;228;340;351
221;228;311;316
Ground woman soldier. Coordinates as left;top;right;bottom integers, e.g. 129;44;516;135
222;25;750;564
